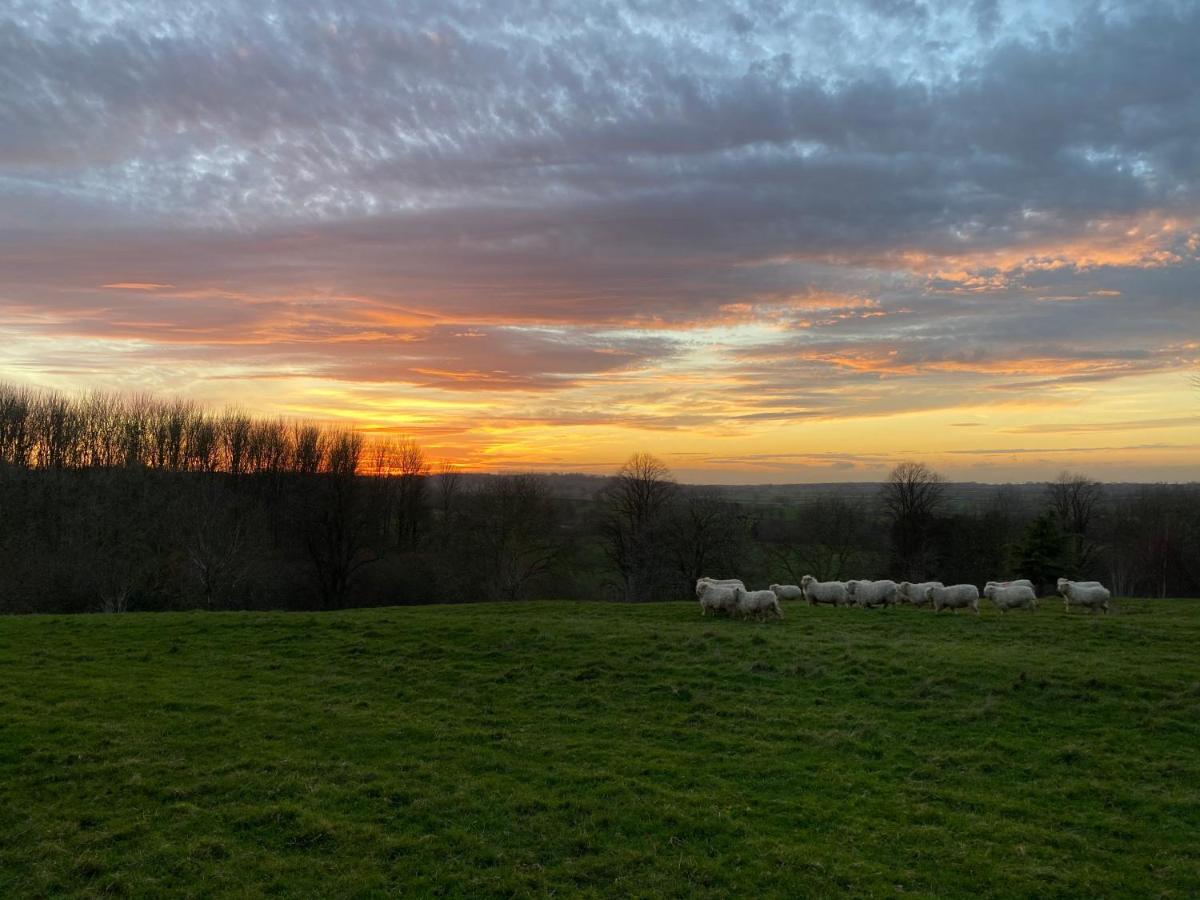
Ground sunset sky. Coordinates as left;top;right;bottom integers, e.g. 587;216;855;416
1;0;1198;482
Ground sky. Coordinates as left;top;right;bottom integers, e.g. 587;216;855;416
1;0;1198;483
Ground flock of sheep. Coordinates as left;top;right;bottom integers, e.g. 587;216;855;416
695;576;1112;621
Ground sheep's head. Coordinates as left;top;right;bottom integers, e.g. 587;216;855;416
1056;577;1070;595
983;584;996;599
800;574;814;588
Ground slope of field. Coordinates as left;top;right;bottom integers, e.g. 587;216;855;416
2;600;1198;897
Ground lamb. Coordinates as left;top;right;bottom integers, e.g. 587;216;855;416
846;579;897;608
769;583;804;603
983;582;1038;613
696;581;739;616
800;575;848;607
735;587;784;621
926;583;980;615
695;576;745;598
896;581;941;607
1057;578;1111;614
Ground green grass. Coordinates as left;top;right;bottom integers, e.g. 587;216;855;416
2;600;1199;898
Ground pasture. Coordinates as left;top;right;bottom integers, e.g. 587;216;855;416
2;600;1199;897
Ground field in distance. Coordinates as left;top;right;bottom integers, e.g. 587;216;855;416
2;600;1198;897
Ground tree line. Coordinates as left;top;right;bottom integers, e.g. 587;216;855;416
0;383;1196;613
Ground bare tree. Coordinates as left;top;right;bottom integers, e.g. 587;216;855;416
222;410;253;477
302;431;374;608
186;485;253;610
292;423;326;474
666;492;747;598
394;437;429;550
0;383;36;467
472;475;566;601
1046;471;1103;575
600;453;678;601
435;460;462;531
880;461;946;580
768;496;865;583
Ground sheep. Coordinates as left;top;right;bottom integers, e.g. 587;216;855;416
695;576;745;598
983;582;1038;613
769;583;804;603
696;581;740;616
1057;579;1111;614
800;575;848;607
985;579;1035;591
846;579;897;608
1056;578;1102;592
735;587;784;622
926;583;980;615
896;581;941;607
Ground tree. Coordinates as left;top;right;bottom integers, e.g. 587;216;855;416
1015;511;1065;595
1046;471;1103;576
185;480;254;610
300;431;375;608
600;453;677;602
434;461;462;539
666;492;747;598
394;437;429;551
767;496;865;583
880;461;946;580
470;475;566;601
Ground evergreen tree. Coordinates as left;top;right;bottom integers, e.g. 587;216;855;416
1015;511;1064;595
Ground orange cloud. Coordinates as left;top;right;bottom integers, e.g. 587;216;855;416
898;213;1198;291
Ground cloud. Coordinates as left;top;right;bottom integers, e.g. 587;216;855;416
1005;416;1200;434
0;1;1198;478
102;282;174;291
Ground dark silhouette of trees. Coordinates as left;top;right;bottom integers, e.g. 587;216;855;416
1015;511;1065;595
465;475;567;601
881;461;946;580
665;492;748;598
300;432;376;609
1046;471;1103;576
0;382;1198;613
600;453;678;601
434;461;462;534
1105;486;1199;598
766;496;867;583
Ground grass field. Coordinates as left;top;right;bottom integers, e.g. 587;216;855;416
2;600;1199;898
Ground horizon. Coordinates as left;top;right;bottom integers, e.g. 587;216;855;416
2;1;1198;482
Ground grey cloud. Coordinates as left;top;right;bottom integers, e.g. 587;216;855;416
0;0;1197;429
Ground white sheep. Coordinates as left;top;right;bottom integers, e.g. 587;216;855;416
1056;578;1102;591
847;579;897;608
897;581;941;606
926;583;980;615
769;583;804;603
1057;578;1111;614
983;582;1038;613
985;579;1035;591
735;587;783;621
696;581;740;616
695;576;745;598
800;575;848;607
